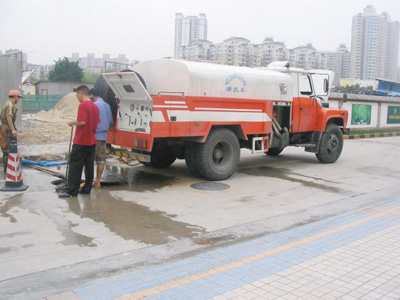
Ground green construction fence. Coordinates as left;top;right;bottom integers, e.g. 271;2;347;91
22;95;63;112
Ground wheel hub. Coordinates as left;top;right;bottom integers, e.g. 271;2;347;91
327;135;339;152
213;148;224;161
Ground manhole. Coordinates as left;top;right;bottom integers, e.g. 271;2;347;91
190;182;230;191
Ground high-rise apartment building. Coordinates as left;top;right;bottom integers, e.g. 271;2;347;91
179;37;350;85
290;44;318;70
318;44;350;86
181;40;213;61
211;37;250;66
350;5;400;81
68;53;130;72
259;37;290;67
174;13;208;58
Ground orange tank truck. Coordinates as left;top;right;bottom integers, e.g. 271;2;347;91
96;59;348;181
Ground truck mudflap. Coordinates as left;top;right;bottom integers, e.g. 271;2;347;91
105;148;151;163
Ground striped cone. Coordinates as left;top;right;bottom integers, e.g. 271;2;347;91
1;141;28;192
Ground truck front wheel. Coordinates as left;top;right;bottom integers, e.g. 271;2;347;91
316;124;343;163
197;128;240;181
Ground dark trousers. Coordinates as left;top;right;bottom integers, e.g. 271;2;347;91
2;153;7;174
1;124;11;174
67;144;96;196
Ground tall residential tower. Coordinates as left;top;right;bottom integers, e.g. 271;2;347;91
174;13;208;58
350;5;400;81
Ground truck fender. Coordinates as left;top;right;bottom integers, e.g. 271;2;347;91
198;124;246;143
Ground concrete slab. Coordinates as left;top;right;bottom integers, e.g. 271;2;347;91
0;137;400;299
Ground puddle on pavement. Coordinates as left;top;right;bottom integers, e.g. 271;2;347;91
0;196;22;223
0;232;30;238
0;247;15;254
1;194;96;247
123;169;179;192
100;166;179;193
239;166;348;194
64;193;205;244
358;166;400;177
236;196;256;203
1;167;205;246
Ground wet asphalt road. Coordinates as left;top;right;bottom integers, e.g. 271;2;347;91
1;137;400;300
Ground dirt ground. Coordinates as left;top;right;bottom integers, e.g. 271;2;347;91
19;117;73;145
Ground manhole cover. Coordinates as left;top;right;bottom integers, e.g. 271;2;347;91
191;182;230;191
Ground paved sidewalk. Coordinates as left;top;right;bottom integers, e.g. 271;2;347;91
45;197;400;300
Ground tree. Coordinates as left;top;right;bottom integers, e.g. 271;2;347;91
83;72;101;84
332;84;375;95
49;57;84;82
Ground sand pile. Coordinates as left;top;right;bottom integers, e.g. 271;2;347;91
36;92;79;121
18;93;80;149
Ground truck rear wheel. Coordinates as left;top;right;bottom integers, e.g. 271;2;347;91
197;128;240;181
185;143;201;177
316;124;343;163
141;141;176;168
266;147;284;156
142;153;176;168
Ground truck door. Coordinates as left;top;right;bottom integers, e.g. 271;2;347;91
102;72;153;134
296;73;318;132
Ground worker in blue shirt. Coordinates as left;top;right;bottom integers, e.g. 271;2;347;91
89;89;113;188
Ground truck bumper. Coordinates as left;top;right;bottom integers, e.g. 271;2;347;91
106;148;151;163
342;128;350;135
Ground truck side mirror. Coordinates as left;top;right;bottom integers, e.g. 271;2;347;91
343;93;348;102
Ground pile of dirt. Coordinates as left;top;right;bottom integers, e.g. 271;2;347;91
18;93;80;147
36;93;79;121
19;118;73;146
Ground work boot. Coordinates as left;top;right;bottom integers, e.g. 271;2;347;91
55;181;69;193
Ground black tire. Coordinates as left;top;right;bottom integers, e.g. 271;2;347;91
141;155;176;168
143;153;176;168
316;124;343;163
266;147;284;156
185;143;201;177
139;142;176;168
197;128;240;181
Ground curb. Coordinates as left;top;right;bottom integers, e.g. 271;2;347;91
344;132;400;140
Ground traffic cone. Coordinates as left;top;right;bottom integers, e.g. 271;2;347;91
1;140;28;192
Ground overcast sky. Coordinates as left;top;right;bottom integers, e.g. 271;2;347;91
0;0;399;66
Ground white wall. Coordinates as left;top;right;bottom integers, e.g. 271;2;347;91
328;97;400;130
0;56;22;129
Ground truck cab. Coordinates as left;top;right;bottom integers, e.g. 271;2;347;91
266;62;348;162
